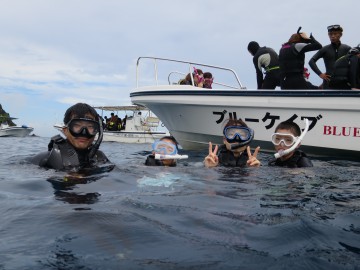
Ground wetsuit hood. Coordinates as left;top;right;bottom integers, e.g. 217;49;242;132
248;41;260;55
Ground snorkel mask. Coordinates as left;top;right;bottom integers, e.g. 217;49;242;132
152;140;178;156
223;126;254;150
272;133;298;147
152;140;188;160
65;117;103;159
66;118;100;139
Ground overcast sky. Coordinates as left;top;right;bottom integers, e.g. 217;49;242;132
1;0;359;137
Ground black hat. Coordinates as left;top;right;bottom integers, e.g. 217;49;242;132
247;41;260;55
327;24;343;32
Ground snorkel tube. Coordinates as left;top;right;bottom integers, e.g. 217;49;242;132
155;154;189;160
274;118;310;159
88;116;104;159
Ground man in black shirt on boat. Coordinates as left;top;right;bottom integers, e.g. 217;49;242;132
247;41;281;89
329;46;360;90
31;103;113;171
308;24;351;89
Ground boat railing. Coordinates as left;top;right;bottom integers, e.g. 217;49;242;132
136;56;246;89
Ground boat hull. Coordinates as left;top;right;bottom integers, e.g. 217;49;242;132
131;88;360;159
0;127;34;137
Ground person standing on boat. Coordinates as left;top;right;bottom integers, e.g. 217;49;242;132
145;136;180;167
204;118;260;168
30;103;113;171
308;25;351;89
247;41;281;89
329;46;360;90
279;28;322;90
268;121;313;167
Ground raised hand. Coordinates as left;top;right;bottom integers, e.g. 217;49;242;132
204;142;219;168
246;146;261;167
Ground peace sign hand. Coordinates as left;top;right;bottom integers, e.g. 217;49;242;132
204;142;219;168
246;146;261;167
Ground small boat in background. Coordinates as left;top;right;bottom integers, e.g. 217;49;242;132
0;116;33;137
54;105;169;144
94;105;169;143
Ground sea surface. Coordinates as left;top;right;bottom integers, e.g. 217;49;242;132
0;137;359;270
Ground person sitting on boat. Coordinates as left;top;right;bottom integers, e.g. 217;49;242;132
308;24;351;89
204;118;260;168
116;116;122;130
203;72;214;89
107;112;118;131
279;27;322;90
121;115;127;130
179;68;204;87
30;103;113;171
247;41;281;89
145;136;181;167
329;45;360;90
269;121;313;168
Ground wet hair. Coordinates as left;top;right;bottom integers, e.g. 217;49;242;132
223;118;249;129
63;103;99;124
275;121;301;137
287;33;303;44
247;41;260;55
203;72;213;79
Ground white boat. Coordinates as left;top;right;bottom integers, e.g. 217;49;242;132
94;105;169;143
0;118;33;137
130;57;360;159
54;105;169;144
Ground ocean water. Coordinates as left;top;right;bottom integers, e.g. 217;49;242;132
0;137;359;270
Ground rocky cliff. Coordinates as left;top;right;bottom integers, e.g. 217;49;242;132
0;104;16;126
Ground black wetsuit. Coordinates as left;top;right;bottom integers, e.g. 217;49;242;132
329;54;360;89
268;150;313;168
217;146;249;167
145;155;176;167
279;35;322;90
30;135;111;171
252;47;281;89
305;80;319;89
309;42;351;89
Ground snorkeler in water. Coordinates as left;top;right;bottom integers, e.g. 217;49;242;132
145;136;188;167
269;119;313;168
31;103;113;171
204;118;260;168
